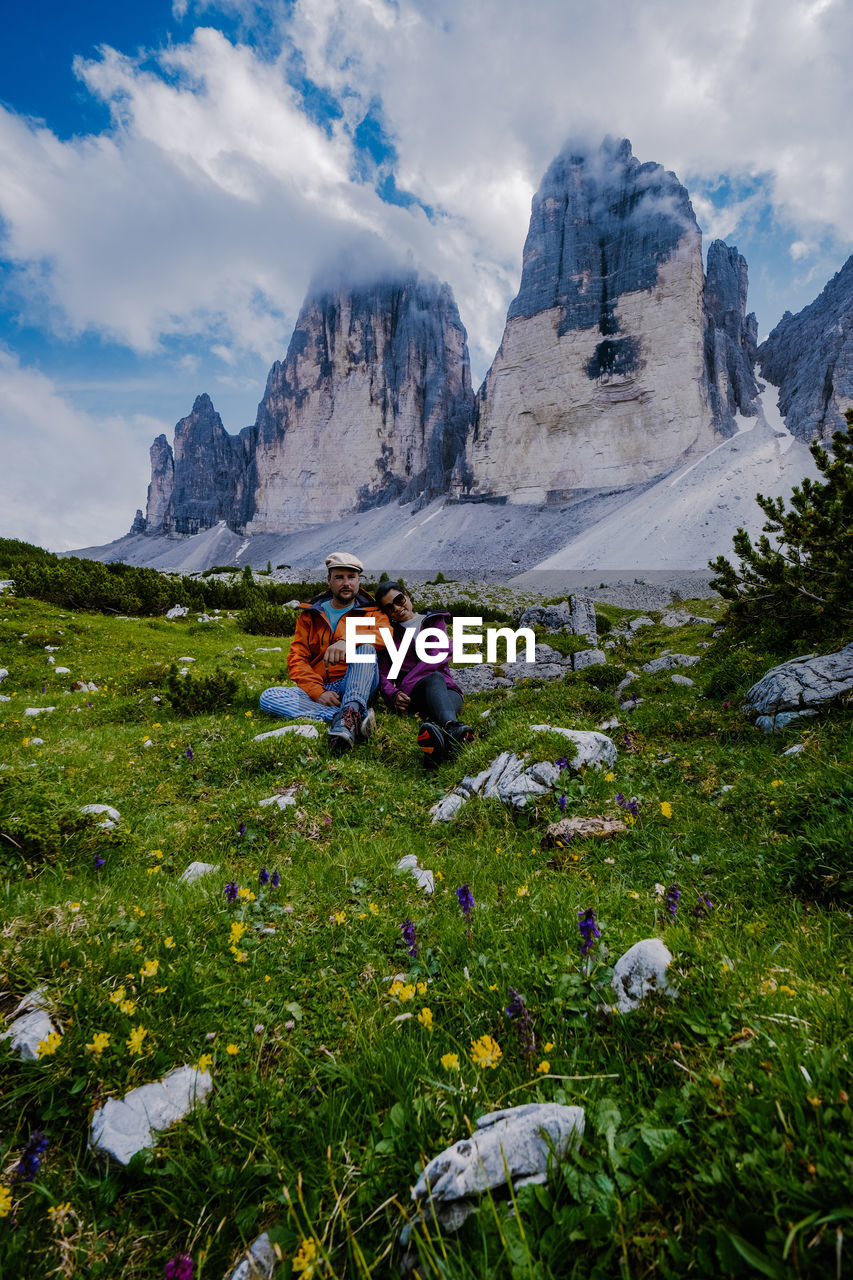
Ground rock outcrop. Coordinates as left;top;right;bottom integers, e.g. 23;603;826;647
758;254;853;442
246;276;473;531
465;138;757;503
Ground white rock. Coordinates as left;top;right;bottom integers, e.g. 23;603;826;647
611;938;677;1013
0;694;10;701
196;615;213;623
670;674;695;686
598;717;620;730
628;616;655;631
79;804;121;822
256;647;283;653
24;706;56;717
529;726;617;770
429;791;468;823
397;854;435;894
615;671;639;692
620;697;644;711
142;739;154;749
782;743;805;756
47;655;55;665
45;645;60;652
412;1103;585;1232
1;1008;57;1060
180;861;220;884
87;682;99;692
253;724;319;742
225;1232;277;1280
89;1065;213;1165
259;793;297;809
572;648;607;670
178;656;196;662
0;669;8;682
179;668;189;675
54;666;71;674
165;605;188;619
29;737;45;746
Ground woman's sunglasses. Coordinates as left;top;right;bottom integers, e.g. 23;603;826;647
381;593;407;614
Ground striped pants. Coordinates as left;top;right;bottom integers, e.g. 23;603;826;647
258;646;378;722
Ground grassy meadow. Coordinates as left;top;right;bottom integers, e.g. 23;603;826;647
1;586;851;1278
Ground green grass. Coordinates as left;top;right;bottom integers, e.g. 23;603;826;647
1;591;851;1278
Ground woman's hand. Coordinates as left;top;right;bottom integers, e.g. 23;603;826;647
393;691;411;713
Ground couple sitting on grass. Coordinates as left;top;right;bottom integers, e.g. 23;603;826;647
258;550;474;761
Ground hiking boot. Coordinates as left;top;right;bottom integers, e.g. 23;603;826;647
444;721;475;753
417;720;448;764
328;705;362;753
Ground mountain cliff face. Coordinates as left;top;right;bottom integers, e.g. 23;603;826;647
757;254;853;442
246;277;473;532
465;138;757;503
703;239;759;435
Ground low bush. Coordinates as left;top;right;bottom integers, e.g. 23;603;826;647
163;665;240;715
239;599;298;637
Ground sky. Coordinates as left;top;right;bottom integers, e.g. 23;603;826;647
1;0;852;551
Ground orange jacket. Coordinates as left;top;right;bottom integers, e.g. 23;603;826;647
287;590;386;701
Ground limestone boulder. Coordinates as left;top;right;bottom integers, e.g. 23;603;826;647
611;938;677;1013
90;1065;213;1164
744;643;853;731
529;727;617;770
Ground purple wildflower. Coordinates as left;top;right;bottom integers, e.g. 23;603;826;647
13;1130;48;1183
577;908;601;957
400;918;418;958
93;855;106;869
557;793;567;813
164;1255;194;1280
664;883;681;919
185;747;194;761
615;793;640;817
237;823;246;838
505;987;536;1063
692;892;713;920
555;757;569;771
41;683;46;693
270;870;280;889
258;867;270;886
223;881;239;904
456;883;475;918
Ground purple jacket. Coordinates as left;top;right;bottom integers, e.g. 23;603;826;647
377;611;463;703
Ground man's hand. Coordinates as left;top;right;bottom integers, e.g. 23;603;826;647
316;690;341;707
323;641;347;665
393;691;411;713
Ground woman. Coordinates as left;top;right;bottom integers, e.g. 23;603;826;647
374;580;474;763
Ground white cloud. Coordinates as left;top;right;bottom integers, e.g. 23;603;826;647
0;349;163;550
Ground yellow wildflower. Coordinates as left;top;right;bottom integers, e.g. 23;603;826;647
604;772;615;782
126;1026;148;1055
660;801;673;818
132;907;145;917
416;981;428;996
517;885;529;897
237;888;255;902
151;849;164;858
86;1031;111;1058
292;1237;318;1276
332;910;346;925
440;1052;460;1071
231;949;248;964
771;779;784;787
536;1060;550;1074
68;902;81;912
196;1053;214;1073
119;999;137;1015
434;870;444;881
164;937;175;949
369;902;380;915
225;1043;239;1056
47;1201;72;1223
229;921;247;944
470;1034;502;1070
36;1031;62;1058
140;959;159;979
779;985;796;996
628;890;640;899
544;1041;555;1053
153;986;167;994
417;1007;433;1030
0;1186;13;1217
388;981;415;1002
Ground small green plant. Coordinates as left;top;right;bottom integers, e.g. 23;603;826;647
239;599;298;637
163;665;239;714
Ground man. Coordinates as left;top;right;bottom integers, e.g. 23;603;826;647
258;552;383;753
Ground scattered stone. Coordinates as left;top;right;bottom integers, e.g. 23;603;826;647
671;674;695;687
529;727;617;771
0;669;9;681
544;816;627;844
620;697;644;711
782;742;805;756
0;582;13;594
253;724;319;742
45;645;60;652
572;648;607;670
165;605;189;619
397;854;434;894
89;1065;213;1165
660;610;714;628
180;861;220;884
259;792;298;809
29;738;45;746
47;655;55;665
411;1104;585;1233
0;694;10;702
79;803;121;824
744;642;853;732
178;656;196;662
611;938;677;1013
1;990;57;1061
598;717;620;730
615;671;638;692
256;647;283;653
507;661;564;683
453;666;512;694
225;1232;277;1280
24;706;56;717
641;654;699;673
54;666;71;674
517;596;597;641
627;616;654;631
196;614;214;623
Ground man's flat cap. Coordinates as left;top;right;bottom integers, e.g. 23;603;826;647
325;550;364;573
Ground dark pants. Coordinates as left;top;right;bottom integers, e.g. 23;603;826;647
408;671;463;725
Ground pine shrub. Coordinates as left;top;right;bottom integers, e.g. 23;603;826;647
163;665;240;715
239;599;298;636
